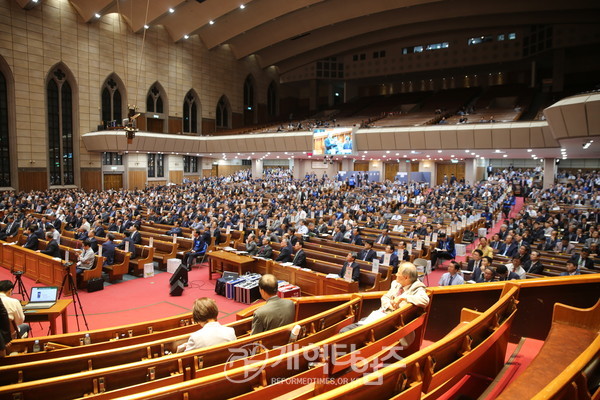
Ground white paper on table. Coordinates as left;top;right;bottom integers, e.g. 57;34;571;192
372;259;380;273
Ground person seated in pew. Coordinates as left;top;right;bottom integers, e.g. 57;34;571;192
183;230;208;270
251;274;295;335
495;264;520;281
470;253;491;282
165;220;183;237
0;214;18;241
177;297;236;352
117;231;137;259
245;234;258;256
570;248;596;270
523;250;544;274
477;267;496;283
553;237;575;255
291;240;306;268
358;241;377;262
339;252;360;282
438;261;465;286
22;226;39;251
0;280;30;338
129;224;142;245
560;260;581;276
76;240;95;282
37;231;60;258
505;256;527;279
489;233;506;254
87;230;99;253
397;240;411;262
430;233;455;270
340;262;429;333
102;233;117;266
375;229;392;245
275;238;293;263
473;237;494;259
256;237;273;259
380;244;399;274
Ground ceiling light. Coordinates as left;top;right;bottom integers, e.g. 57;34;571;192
209;20;214;25
239;4;245;9
465;150;470;153
386;150;390;154
95;13;101;18
527;149;532;152
437;150;442;153
450;155;455;157
144;24;149;29
503;154;508;157
169;8;175;13
403;155;407;158
184;35;189;39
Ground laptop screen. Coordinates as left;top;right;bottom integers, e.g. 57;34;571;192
30;287;58;302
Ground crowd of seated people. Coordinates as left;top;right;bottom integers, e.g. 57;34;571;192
0;168;597;286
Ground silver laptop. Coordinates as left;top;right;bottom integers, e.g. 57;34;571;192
23;287;59;309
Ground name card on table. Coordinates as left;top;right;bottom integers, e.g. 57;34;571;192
172;234;177;244
372;259;380;274
125;241;129;253
239;223;244;232
226;226;231;235
432;233;438;243
64;250;69;262
149;237;154;248
415;240;423;251
255;221;259;229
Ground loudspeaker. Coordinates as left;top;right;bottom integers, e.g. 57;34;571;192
169;265;188;285
170;280;184;296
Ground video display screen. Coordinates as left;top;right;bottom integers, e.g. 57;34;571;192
312;128;354;156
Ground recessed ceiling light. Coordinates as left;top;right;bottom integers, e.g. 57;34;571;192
386;150;390;154
503;154;508;157
169;8;175;13
184;34;189;39
437;150;442;153
239;4;245;9
144;24;149;29
527;149;532;152
465;150;470;153
209;20;214;25
95;13;101;18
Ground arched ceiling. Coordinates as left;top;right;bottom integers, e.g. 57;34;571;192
26;0;600;73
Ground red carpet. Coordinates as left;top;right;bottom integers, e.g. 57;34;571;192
0;264;254;336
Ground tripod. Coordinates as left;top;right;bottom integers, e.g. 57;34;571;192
12;268;29;302
57;263;89;332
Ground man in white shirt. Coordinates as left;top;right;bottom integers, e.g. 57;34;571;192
0;280;30;338
177;297;236;352
438;261;465;286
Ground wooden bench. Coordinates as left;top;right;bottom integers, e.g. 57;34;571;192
139;237;178;269
496;298;600;400
102;248;131;282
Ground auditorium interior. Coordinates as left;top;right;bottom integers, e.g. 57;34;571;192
0;0;599;399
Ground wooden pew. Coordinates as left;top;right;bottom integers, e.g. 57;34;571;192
72;299;429;400
102;248;131;282
0;298;361;397
496;298;600;400
139;237;178;269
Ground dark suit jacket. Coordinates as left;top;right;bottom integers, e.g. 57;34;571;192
94;226;106;238
256;244;273;259
332;231;344;242
500;242;518;258
210;229;222;244
435;238;455;258
490;241;506;253
130;231;141;245
292;249;307;268
570;254;595;270
2;222;18;237
349;235;363;246
117;237;137;258
23;234;39;250
251;296;295;335
339;261;360;282
358;248;377;262
102;241;117;265
275;246;292;263
41;240;60;258
375;235;392;245
524;260;544;274
380;253;399;273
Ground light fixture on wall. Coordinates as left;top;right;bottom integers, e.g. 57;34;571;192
323;155;334;165
124;105;140;144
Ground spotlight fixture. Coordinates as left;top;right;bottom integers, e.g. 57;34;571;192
323;155;334;165
209;20;214;25
583;140;593;149
169;8;175;13
95;13;101;18
239;4;245;9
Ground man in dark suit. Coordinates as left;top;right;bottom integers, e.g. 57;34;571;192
339;252;360;282
430;233;455;269
291;241;307;268
130;225;142;245
102;233;118;266
0;215;18;241
499;235;518;258
209;222;221;245
331;226;344;243
251;274;295;335
92;221;106;238
349;228;363;246
467;249;484;273
570;249;595;270
166;221;183;237
275;238;293;263
22;227;39;250
358;241;377;262
117;231;137;259
495;265;520;281
489;233;506;254
375;229;392;246
38;232;60;258
523;250;544;274
256;237;273;259
380;244;399;274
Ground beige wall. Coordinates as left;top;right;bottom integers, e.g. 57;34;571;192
0;0;278;188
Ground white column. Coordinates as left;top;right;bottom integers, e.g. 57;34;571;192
543;158;557;189
252;159;263;179
464;158;476;185
340;158;354;172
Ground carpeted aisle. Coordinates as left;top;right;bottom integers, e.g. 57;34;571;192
0;263;253;337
